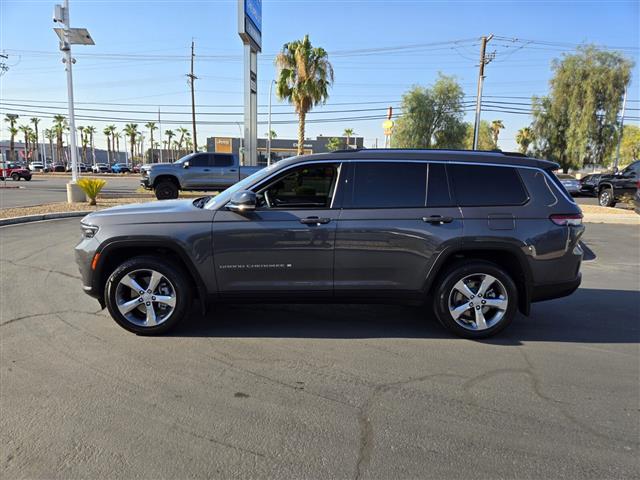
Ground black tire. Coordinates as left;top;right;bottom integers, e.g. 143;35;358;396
24;175;31;181
11;173;20;181
104;256;192;335
433;261;518;339
154;180;179;200
598;187;616;207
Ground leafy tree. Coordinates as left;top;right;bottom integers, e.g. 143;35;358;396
463;120;497;150
619;124;640;166
392;74;466;149
326;137;344;151
123;124;139;164
531;46;633;171
516;127;534;155
4;114;19;162
343;128;355;149
490;120;504;147
275;34;334;155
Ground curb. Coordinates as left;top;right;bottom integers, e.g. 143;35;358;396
0;211;92;227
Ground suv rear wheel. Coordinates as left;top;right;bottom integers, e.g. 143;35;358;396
434;261;518;338
155;180;179;200
598;187;616;207
105;256;192;335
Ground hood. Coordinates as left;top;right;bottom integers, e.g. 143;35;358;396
142;162;180;170
81;199;214;226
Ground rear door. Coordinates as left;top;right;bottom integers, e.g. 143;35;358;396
334;161;462;296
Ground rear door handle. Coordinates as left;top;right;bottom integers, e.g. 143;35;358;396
300;216;331;225
422;215;453;224
229;168;237;172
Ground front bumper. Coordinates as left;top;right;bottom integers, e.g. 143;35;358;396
140;177;151;189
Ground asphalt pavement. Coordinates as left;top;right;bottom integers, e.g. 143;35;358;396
0;219;638;479
0;175;140;208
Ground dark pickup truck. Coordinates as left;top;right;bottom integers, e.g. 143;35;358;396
597;160;640;207
140;152;262;200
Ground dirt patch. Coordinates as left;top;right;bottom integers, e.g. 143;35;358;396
580;204;635;216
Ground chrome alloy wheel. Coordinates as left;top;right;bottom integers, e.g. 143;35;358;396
599;190;611;206
447;273;508;331
115;269;177;327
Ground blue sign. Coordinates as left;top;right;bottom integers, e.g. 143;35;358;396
245;0;261;33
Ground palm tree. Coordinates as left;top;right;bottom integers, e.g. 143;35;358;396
265;129;277;140
343;128;355;149
275;34;334;156
18;125;32;162
30;117;41;162
77;126;86;163
123;123;139;165
114;132;122;163
44;128;54;164
490;120;505;147
103;125;115;163
176;126;189;154
4;114;19;162
515;127;534;155
29;131;38;160
53;114;67;165
145;121;157;162
84;126;97;165
165;130;175;160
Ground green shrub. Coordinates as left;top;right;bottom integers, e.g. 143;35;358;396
77;178;106;205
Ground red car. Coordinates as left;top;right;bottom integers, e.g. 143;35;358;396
1;162;32;181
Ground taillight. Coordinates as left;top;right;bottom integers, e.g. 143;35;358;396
550;214;583;226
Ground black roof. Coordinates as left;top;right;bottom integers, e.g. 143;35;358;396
288;148;558;170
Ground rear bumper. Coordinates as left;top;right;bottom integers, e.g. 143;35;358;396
531;273;581;302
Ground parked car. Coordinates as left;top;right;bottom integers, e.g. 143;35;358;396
634;180;640;215
597;160;640;207
140;152;262;200
111;163;131;174
51;163;66;172
28;162;46;172
132;164;142;174
92;163;111;173
579;173;601;196
556;173;581;195
76;149;584;338
0;161;32;181
65;163;89;173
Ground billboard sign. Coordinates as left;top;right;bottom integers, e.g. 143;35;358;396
238;0;262;52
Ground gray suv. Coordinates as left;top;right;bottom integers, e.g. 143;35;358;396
75;149;585;338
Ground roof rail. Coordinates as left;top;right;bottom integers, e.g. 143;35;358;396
328;148;529;156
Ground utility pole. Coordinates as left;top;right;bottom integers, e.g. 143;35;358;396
472;34;494;150
187;40;198;153
613;86;628;171
267;79;275;165
158;107;163;163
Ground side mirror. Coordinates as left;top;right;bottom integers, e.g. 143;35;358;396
183;161;190;169
227;190;256;213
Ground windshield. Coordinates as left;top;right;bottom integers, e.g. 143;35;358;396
173;153;196;164
204;163;280;210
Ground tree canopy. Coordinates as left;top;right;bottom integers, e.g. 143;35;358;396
620;124;640;166
463;120;497;151
392;74;466;149
531;46;633;171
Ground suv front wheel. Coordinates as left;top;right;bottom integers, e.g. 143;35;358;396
598;187;616;207
434;261;518;338
105;256;192;335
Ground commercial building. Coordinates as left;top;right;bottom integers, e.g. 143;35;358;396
206;135;364;165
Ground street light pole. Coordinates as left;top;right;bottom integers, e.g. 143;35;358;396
267;79;275;166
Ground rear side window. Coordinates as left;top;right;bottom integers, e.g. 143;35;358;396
213;154;234;167
427;163;453;207
347;162;427;208
448;164;528;206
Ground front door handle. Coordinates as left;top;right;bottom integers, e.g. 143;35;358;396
422;215;453;224
300;216;331;225
203;169;210;172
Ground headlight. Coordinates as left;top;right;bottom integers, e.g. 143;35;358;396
80;222;99;238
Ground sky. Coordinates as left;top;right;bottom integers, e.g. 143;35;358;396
1;0;639;152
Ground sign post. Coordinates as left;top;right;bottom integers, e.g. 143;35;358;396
238;0;261;166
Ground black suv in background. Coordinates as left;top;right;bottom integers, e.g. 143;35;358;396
76;149;585;338
598;160;640;207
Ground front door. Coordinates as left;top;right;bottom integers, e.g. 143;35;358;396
182;153;213;189
213;162;344;294
334;161;462;296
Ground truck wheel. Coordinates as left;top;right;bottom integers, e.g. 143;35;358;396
11;173;20;181
433;261;518;339
105;256;192;335
598;187;616;207
155;180;179;200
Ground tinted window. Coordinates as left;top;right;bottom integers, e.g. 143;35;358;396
258;164;339;209
348;162;427;208
427;163;453;207
213;154;234;167
448;164;528;206
190;154;209;167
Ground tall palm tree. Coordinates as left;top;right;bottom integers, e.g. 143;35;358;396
29;131;38;160
44;128;54;164
275;34;334;155
145;121;157;162
176;126;189;154
516;127;534;155
343;128;355;149
77;126;86;163
165;130;175;160
4;114;19;162
103;125;115;163
30;117;41;162
53;114;67;165
84;126;97;165
265;129;277;140
18;125;32;162
114;132;122;163
490;120;505;147
123;123;139;165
